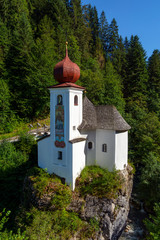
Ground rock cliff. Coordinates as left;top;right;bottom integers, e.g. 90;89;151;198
23;165;133;240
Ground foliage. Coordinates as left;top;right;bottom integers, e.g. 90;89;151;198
80;58;104;105
0;137;37;225
76;166;122;199
28;167;72;209
103;59;125;114
144;203;160;240
0;209;27;240
17;133;37;155
0;118;50;141
147;50;160;118
0;141;28;175
17;207;99;240
0;80;18;134
138;153;160;209
0;0;160;236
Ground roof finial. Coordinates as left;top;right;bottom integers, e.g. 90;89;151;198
66;41;68;57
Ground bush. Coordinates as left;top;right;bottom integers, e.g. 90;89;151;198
139;153;160;209
0;138;37;225
144;203;160;240
17;133;37;155
28;167;72;209
0;141;28;175
0;209;27;240
76;166;122;199
20;208;99;240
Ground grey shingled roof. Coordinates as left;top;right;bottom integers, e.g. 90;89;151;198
78;96;131;131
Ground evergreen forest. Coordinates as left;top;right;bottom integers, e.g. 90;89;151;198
0;0;160;239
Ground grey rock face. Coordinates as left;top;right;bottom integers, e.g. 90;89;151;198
69;165;133;240
23;165;133;240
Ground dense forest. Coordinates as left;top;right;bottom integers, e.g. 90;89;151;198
0;0;160;239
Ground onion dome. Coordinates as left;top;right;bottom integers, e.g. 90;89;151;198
54;42;80;83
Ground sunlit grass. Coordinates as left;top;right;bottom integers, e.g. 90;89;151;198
0;117;50;140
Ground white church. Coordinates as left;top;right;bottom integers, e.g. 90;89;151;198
38;44;131;190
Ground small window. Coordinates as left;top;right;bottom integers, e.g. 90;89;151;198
73;126;76;130
58;151;62;160
57;95;63;105
88;142;93;149
102;144;107;152
74;95;78;106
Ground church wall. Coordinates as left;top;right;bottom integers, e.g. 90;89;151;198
96;129;115;171
47;88;84;189
81;130;96;166
38;136;52;172
69;89;83;140
72;141;86;190
115;131;128;170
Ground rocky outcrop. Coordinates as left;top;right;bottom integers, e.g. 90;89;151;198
68;165;133;240
23;165;133;240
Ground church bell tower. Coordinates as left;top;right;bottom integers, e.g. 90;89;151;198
38;43;86;190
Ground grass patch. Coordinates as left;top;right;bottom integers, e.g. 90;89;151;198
76;165;123;199
28;167;72;209
0;117;50;140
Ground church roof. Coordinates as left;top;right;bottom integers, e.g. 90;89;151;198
54;42;80;84
78;96;131;131
48;82;85;90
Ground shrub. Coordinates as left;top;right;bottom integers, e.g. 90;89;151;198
21;208;99;240
28;167;72;209
76;166;122;199
0;209;27;240
0;139;37;224
144;203;160;240
17;133;37;155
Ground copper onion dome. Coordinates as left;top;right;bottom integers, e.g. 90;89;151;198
54;42;80;83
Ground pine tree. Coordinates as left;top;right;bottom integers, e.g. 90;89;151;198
147;50;160;117
80;58;104;105
99;11;109;55
124;35;148;108
103;59;125;114
69;0;90;61
112;36;126;76
6;0;36;119
107;18;119;59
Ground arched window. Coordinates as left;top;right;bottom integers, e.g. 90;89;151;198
74;95;78;106
88;141;93;149
57;95;63;105
102;144;107;152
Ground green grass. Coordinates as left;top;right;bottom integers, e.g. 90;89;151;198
76;165;123;199
17;207;99;240
27;167;72;209
0;117;50;140
17;167;100;239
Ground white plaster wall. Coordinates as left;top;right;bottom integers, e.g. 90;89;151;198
41;87;84;189
49;89;69;177
38;136;52;173
69;89;83;140
96;129;115;171
72;141;86;190
115;131;128;170
83;130;96;166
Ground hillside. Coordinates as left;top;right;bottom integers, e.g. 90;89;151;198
0;0;160;239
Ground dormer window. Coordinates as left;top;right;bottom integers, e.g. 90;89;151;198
74;95;78;106
57;95;63;105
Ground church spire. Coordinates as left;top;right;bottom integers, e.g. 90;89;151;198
54;42;80;83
